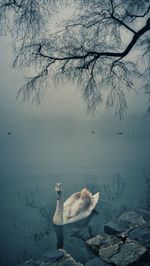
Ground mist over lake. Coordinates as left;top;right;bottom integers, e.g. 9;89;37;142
0;113;150;265
0;35;150;266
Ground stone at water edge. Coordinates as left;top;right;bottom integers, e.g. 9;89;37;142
41;249;64;262
85;257;109;266
86;235;105;253
129;226;150;248
99;243;119;263
86;234;121;263
137;208;150;226
18;249;83;266
17;260;34;266
118;211;146;226
86;234;147;266
110;239;147;266
51;250;83;266
104;220;133;235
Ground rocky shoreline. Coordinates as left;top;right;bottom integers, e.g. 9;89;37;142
18;209;150;266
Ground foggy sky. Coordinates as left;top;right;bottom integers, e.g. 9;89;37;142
0;31;150;136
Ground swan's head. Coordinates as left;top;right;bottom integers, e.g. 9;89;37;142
55;183;63;194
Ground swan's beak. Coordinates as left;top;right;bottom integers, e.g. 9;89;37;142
55;183;63;193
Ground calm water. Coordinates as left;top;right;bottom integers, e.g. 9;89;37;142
0;118;150;265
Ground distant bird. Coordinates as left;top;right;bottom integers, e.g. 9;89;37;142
117;131;123;135
91;131;95;134
53;183;99;225
8;132;11;135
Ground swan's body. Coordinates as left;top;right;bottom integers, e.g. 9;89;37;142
53;183;99;225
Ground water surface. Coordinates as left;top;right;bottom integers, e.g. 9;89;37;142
0;117;150;265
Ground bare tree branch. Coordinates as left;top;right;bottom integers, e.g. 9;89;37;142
125;4;150;21
33;18;149;69
0;0;150;117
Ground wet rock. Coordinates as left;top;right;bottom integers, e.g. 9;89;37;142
129;226;150;248
97;235;121;263
86;234;147;266
86;235;105;253
118;211;146;226
104;221;131;235
46;249;83;266
18;260;35;266
137;208;150;226
110;239;146;266
86;234;122;261
85;257;109;266
18;249;83;266
41;249;64;262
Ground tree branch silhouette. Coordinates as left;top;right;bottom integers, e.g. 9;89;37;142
0;0;150;117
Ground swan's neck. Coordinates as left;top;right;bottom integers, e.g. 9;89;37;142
53;192;63;225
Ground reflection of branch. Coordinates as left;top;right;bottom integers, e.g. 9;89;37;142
34;226;51;243
85;176;96;193
23;189;51;243
25;190;49;220
101;173;125;204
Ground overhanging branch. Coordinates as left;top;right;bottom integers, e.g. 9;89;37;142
36;18;150;68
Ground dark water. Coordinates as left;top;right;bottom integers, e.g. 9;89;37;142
0;119;150;265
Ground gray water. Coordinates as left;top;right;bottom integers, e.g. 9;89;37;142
0;117;150;265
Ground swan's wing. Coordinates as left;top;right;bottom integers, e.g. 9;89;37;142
64;192;99;224
63;192;81;208
68;192;100;218
64;208;92;224
63;192;81;220
63;188;100;225
63;194;92;223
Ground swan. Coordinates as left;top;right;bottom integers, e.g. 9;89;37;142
53;183;100;225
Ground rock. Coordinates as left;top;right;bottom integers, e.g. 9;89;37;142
110;239;146;266
18;260;35;266
104;221;131;235
86;234;121;261
137;208;150;226
129;226;150;248
64;260;82;265
41;249;64;262
86;235;105;253
86;234;147;266
85;257;109;266
18;249;83;266
99;243;119;263
118;211;146;226
47;249;83;266
97;235;121;263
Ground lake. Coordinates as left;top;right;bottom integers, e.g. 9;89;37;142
0;117;150;265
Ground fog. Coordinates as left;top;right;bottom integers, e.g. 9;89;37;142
0;23;150;266
0;33;150;138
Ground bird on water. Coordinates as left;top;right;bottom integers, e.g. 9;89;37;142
53;183;99;225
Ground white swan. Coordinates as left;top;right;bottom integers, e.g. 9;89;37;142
53;183;100;225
